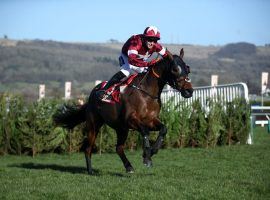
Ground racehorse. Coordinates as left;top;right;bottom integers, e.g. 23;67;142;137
53;48;193;174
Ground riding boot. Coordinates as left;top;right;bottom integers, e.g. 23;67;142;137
96;71;126;100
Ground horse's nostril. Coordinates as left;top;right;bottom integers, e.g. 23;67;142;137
181;88;193;98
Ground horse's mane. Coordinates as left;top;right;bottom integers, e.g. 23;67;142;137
133;50;174;84
150;50;174;72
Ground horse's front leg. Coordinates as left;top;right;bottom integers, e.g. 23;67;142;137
151;120;167;157
140;127;152;167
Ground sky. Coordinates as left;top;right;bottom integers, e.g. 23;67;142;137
1;0;270;46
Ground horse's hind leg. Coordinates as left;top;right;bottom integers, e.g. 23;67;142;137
84;114;103;175
84;131;96;175
115;128;134;173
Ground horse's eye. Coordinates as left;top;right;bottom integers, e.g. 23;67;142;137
173;65;181;74
172;66;178;73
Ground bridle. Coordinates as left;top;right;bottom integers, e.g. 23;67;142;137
130;56;191;99
151;63;191;91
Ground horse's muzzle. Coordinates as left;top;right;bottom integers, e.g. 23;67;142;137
181;88;193;98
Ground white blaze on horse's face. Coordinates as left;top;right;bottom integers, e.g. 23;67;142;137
171;64;182;77
177;65;182;74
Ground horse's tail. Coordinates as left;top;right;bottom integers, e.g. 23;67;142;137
53;103;87;130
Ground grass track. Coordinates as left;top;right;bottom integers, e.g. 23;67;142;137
1;127;270;200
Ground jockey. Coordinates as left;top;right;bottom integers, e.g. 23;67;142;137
97;26;168;100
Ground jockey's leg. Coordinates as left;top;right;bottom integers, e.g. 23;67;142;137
96;70;126;99
104;71;126;90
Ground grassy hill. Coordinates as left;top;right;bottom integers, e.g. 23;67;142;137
0;39;269;100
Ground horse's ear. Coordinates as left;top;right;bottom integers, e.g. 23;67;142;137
180;48;184;59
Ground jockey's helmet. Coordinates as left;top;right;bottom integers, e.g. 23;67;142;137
143;26;160;40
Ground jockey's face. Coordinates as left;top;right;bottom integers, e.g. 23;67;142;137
145;37;158;49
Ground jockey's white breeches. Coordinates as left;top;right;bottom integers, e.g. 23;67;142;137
119;53;148;77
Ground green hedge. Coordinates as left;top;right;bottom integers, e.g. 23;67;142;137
0;93;250;156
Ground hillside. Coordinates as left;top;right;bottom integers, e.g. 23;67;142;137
0;39;269;100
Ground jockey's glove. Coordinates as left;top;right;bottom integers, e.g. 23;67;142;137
147;57;162;66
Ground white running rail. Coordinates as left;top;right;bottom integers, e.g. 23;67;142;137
161;82;249;106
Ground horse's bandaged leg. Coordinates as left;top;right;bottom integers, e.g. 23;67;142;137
151;125;167;156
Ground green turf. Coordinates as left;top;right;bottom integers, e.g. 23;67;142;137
1;127;270;200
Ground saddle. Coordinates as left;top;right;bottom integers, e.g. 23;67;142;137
96;74;137;104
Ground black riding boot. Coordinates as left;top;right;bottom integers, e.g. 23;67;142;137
96;71;126;100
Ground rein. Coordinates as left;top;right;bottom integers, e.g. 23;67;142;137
129;58;182;99
151;68;160;78
130;70;159;99
130;84;159;99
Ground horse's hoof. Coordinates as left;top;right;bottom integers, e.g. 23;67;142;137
126;166;135;173
127;169;135;174
87;170;94;175
143;158;153;168
144;162;153;168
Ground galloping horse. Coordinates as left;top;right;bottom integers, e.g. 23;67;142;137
53;48;193;174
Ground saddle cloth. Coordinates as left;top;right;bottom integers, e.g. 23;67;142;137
97;74;137;104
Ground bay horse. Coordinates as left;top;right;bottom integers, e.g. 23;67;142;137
53;48;193;174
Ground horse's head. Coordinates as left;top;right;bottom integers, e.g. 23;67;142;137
163;49;193;98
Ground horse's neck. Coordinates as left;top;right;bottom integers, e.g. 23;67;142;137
150;59;169;92
146;73;162;96
138;67;166;98
132;57;169;98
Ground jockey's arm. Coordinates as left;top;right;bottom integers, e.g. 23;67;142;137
128;52;149;67
156;43;167;58
146;45;168;66
127;43;167;68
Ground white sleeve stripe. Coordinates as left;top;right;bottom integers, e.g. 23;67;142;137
159;47;166;56
128;49;138;56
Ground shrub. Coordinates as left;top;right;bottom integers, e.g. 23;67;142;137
0;94;25;155
96;125;117;153
160;100;191;148
188;100;208;147
19;99;69;156
205;99;225;147
221;98;250;145
0;94;251;155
